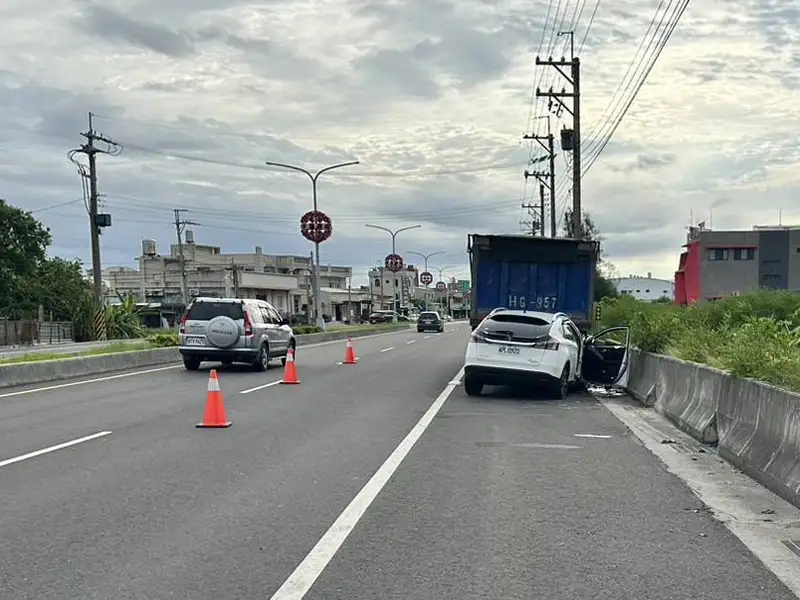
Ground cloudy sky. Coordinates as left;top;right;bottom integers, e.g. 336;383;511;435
2;0;796;286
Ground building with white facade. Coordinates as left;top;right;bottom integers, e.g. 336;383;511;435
610;272;675;302
368;264;420;311
102;233;384;321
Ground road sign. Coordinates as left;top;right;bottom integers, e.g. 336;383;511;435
420;271;433;285
384;253;403;272
435;281;446;291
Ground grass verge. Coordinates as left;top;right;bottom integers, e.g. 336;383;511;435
597;290;800;391
0;322;411;365
0;341;153;365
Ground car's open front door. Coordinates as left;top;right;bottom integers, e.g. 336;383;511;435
580;326;631;387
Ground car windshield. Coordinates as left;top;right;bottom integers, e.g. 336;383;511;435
187;301;244;320
481;314;551;343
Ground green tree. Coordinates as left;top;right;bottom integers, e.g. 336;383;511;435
563;209;619;302
0;198;52;317
30;257;91;320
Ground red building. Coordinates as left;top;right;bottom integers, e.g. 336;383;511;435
674;225;703;305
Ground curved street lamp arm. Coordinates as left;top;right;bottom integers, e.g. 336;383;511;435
315;160;360;179
264;160;314;181
365;223;393;236
394;225;422;236
407;250;443;262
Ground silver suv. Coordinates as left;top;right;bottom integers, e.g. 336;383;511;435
178;297;296;371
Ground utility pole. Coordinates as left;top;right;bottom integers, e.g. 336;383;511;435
225;259;240;297
173;209;197;304
69;112;121;340
539;184;546;236
535;31;581;238
523;117;557;237
232;261;240;297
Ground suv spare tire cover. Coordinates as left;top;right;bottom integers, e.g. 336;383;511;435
206;315;240;348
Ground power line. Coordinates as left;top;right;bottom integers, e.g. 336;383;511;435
551;0;689;199
96;193;522;224
582;0;690;176
577;0;602;53
27;198;84;214
118;141;522;178
580;0;672;160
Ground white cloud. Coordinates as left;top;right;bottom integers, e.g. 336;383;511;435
1;0;798;286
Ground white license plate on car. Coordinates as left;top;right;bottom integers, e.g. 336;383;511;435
184;336;205;346
497;345;520;355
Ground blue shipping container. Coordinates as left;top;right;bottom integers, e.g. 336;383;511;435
473;260;592;318
468;234;598;329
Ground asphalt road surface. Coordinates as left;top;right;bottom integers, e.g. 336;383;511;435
0;324;795;600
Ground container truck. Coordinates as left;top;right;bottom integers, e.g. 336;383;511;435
467;234;600;332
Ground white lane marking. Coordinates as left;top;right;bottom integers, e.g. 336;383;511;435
0;431;112;469
599;396;800;597
0;329;417;400
270;367;464;600
379;347;394;353
574;433;613;439
424;336;431;339
406;340;416;345
240;380;282;395
0;365;180;399
514;442;581;450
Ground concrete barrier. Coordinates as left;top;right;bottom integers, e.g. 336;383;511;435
0;324;411;389
623;350;800;509
625;351;720;443
717;377;800;509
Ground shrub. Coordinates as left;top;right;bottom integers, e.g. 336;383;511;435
147;331;179;347
600;291;800;391
293;325;324;335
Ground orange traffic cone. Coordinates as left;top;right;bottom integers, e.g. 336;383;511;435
196;369;232;428
343;337;358;364
280;348;300;384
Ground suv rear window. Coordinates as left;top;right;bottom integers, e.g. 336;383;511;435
419;312;439;319
187;301;244;321
481;314;551;342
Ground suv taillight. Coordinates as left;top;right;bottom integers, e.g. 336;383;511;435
470;329;487;344
243;309;253;336
178;312;188;334
532;337;559;351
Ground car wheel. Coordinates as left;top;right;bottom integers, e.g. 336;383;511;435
464;374;483;396
183;356;201;371
252;343;270;372
550;365;569;399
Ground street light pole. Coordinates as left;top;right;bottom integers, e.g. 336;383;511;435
431;265;455;315
265;159;359;330
406;250;444;310
365;224;422;323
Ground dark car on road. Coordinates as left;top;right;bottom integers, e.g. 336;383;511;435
417;311;444;333
368;310;409;324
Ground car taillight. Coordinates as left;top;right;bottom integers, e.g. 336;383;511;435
532;337;559;350
243;309;253;336
470;330;488;344
178;312;188;334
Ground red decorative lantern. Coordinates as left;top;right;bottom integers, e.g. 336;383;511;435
300;210;333;243
384;253;404;272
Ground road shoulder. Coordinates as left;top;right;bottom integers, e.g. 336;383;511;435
597;389;800;596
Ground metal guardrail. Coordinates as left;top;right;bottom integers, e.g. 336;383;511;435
0;320;74;346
